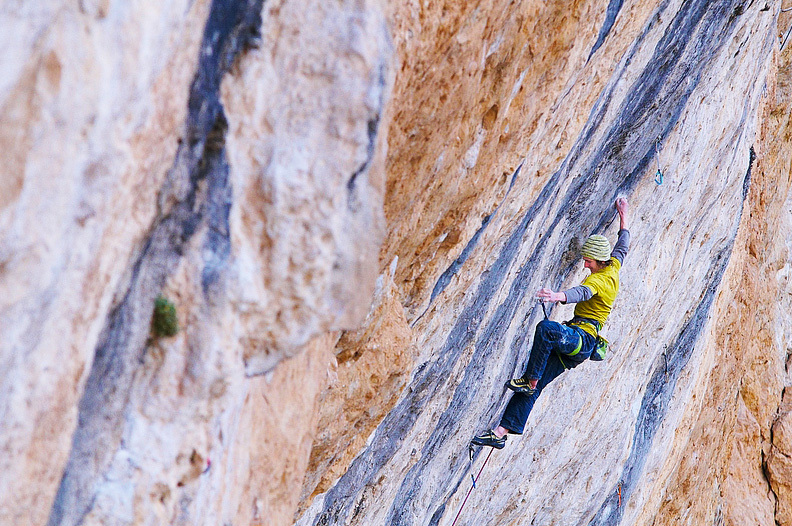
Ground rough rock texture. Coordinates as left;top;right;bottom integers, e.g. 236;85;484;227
297;1;788;525
0;2;213;523
651;38;792;526
762;30;792;525
4;1;792;526
222;0;391;376
1;0;390;525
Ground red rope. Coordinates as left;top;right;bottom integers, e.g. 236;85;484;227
451;448;494;526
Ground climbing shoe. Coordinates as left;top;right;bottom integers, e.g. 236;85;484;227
505;377;536;395
471;430;506;449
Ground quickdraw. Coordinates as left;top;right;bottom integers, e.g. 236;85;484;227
654;138;664;185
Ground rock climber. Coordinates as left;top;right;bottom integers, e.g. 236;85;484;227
471;197;631;449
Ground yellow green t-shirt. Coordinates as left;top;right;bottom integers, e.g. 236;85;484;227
573;257;621;337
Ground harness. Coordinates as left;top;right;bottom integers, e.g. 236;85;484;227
566;316;602;334
569;316;611;362
553;316;603;367
540;304;606;367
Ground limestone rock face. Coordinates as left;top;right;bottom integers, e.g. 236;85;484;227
222;0;391;376
0;1;212;523
297;1;790;525
4;1;792;526
1;0;390;525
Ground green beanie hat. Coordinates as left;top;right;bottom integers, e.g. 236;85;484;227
581;234;611;261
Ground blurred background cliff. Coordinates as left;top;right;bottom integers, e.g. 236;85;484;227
3;1;792;525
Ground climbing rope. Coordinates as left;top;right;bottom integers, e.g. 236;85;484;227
451;300;549;524
654;138;664;185
451;447;495;526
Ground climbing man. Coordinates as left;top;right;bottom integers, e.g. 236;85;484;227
471;197;631;449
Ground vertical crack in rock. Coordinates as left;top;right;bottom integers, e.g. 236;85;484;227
588;0;626;60
347;116;380;194
586;149;753;526
46;1;264;525
303;1;750;524
348;65;387;212
763;438;779;524
765;392;783;520
744;145;756;201
201;115;233;299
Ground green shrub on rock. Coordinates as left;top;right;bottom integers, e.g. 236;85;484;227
151;295;179;338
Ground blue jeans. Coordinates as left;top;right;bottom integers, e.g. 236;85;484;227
499;320;595;434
